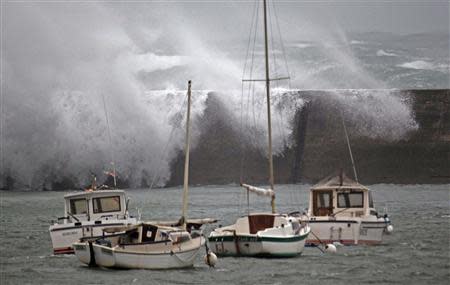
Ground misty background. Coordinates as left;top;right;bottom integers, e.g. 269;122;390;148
1;0;449;189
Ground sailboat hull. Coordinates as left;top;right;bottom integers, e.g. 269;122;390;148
74;236;205;269
208;233;308;257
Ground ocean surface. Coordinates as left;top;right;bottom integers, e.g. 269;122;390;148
1;184;449;284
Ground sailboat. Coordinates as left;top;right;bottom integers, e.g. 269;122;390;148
208;0;310;257
73;81;213;269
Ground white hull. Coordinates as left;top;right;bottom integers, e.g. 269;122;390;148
209;232;308;257
74;236;205;269
306;217;389;246
49;218;137;254
209;214;310;257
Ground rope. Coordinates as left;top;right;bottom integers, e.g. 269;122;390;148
340;109;358;182
272;0;291;89
240;0;260;186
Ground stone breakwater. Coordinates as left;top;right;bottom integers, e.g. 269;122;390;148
2;89;448;190
168;89;449;186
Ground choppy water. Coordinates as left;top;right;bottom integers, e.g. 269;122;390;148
1;184;449;284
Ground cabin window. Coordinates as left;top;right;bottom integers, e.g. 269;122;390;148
313;191;333;216
368;192;374;208
70;199;87;215
317;192;331;208
337;192;364;208
92;196;121;214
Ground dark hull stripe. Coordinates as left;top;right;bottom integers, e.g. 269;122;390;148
208;233;308;243
50;223;126;232
96;244;201;256
215;252;300;258
309;220;358;224
54;247;75;254
305;239;382;246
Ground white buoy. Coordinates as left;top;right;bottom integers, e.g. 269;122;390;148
204;251;218;267
325;244;337;253
385;224;394;234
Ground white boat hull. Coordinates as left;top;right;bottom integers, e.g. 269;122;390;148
74;236;205;269
49;218;137;254
306;217;389;246
208;232;308;257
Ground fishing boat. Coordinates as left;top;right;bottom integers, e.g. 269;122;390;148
74;80;214;269
49;187;138;254
306;172;393;246
208;0;310;257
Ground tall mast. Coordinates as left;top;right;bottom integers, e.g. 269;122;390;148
180;80;192;230
263;0;275;213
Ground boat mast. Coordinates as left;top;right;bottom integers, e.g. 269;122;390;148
263;0;275;213
181;80;192;230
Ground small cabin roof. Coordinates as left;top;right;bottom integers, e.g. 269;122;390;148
311;172;368;191
64;189;126;199
103;222;179;234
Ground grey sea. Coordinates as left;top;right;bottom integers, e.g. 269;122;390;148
1;184;449;284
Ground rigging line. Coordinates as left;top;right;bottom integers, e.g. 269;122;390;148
268;1;288;151
340;109;358;183
268;0;279;89
248;0;259;149
272;0;291;89
242;0;258;80
149;92;188;191
101;92;117;189
240;0;258;183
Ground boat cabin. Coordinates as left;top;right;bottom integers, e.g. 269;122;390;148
220;213;301;235
308;173;374;218
63;190;129;223
99;223;193;247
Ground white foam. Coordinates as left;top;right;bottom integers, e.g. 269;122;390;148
397;60;435;70
376;49;397;57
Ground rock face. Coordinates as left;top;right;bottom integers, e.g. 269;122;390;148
167;89;450;186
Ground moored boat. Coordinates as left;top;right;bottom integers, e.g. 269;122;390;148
208;0;310;257
209;212;309;257
73;223;205;269
49;189;138;254
306;172;393;246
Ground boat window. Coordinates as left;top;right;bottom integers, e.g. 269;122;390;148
337;192;364;208
368;192;374;208
313;191;333;216
317;192;331;208
69;198;87;215
291;221;300;234
92;196;121;214
142;225;158;242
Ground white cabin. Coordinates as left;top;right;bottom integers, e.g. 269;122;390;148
49;189;137;254
308;173;376;218
62;190;129;223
